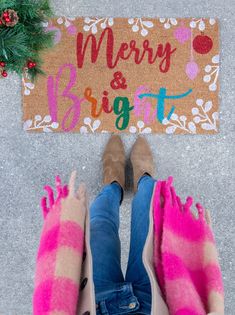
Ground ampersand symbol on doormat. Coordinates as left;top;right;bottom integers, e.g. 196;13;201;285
110;71;127;90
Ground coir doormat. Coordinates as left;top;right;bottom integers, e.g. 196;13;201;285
23;17;219;134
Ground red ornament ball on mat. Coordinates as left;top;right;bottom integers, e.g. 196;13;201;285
193;35;213;54
4;17;11;23
0;61;6;67
0;20;3;25
2;70;8;77
3;12;9;18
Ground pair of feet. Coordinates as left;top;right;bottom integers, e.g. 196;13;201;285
102;135;155;193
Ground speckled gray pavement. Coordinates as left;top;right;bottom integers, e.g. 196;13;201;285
0;1;234;314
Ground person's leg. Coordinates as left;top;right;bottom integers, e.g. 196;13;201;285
90;135;126;295
125;136;156;314
125;175;155;305
90;182;124;292
90;183;143;315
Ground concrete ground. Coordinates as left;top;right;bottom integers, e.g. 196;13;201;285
0;0;234;314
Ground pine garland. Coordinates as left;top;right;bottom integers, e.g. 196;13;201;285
0;0;55;81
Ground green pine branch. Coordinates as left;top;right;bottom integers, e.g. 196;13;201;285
0;0;55;81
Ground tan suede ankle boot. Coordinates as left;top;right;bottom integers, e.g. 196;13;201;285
130;136;155;192
102;135;125;191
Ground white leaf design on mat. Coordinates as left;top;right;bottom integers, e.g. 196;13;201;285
43;126;52;132
166;125;177;134
203;54;219;92
35;115;42;121
129;126;137;133
192;108;199;115
44;115;52;123
83;17;114;34
23;115;59;132
204;101;213;113
81;117;102;133
188;121;196;133
22;77;35;96
180;115;187;122
51;122;59;129
91;24;97;34
80;126;88;134
163;97;218;134
163;114;196;134
64;20;71;27
57;17;63;24
142;21;154;28
56;16;77;35
192;99;218;131
25;82;34;89
128;18;154;36
93;120;101;130
84;117;91;125
190;18;216;31
137;120;145;129
201;123;215;130
129;120;152;134
159;18;178;29
170;113;178;121
212;112;219;120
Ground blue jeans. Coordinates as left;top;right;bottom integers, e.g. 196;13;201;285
90;175;155;315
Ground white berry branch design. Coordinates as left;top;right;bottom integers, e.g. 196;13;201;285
162;114;196;134
23;115;59;132
203;54;219;92
159;18;177;29
22;77;35;96
163;98;218;134
128;18;154;36
129;120;152;134
80;117;108;133
192;99;218;131
57;16;77;35
83;17;114;34
57;16;76;27
190;18;216;31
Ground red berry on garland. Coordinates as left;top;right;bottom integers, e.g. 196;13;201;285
0;61;6;67
28;61;36;69
0;20;3;25
3;12;9;18
2;70;8;77
193;34;213;54
1;10;19;27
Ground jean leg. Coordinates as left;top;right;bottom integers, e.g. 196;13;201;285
90;183;124;292
125;175;155;298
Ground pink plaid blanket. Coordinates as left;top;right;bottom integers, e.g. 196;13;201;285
33;173;87;315
153;177;224;315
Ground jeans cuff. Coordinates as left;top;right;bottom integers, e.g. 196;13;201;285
137;174;152;188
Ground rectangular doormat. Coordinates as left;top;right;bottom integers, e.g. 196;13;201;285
22;17;219;134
